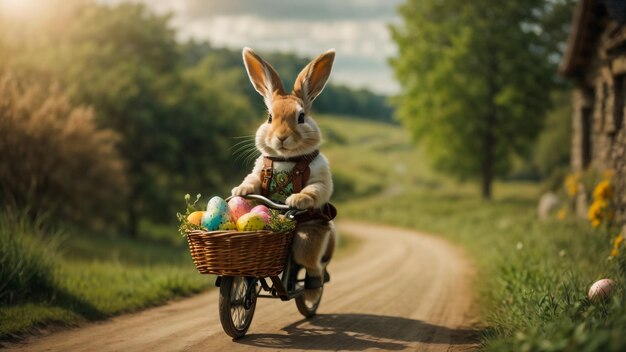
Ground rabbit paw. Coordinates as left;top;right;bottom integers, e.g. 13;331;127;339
286;193;314;209
231;185;255;196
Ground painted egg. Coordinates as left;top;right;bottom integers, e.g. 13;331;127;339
206;196;229;214
187;211;204;226
202;196;232;230
250;205;271;222
236;213;266;231
218;221;236;230
588;279;616;301
228;196;254;221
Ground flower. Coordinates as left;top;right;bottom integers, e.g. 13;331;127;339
592;179;612;201
588;199;607;228
612;234;624;256
564;173;579;197
556;208;567;220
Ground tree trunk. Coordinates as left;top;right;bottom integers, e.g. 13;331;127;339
483;46;498;200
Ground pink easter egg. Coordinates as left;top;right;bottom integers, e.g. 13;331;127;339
250;205;271;222
228;196;254;221
588;279;616;301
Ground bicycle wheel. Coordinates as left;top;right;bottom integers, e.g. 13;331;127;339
294;267;323;318
218;276;257;338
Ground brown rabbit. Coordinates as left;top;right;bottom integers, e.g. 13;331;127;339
232;47;337;300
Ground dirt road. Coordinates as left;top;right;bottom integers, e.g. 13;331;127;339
8;221;479;351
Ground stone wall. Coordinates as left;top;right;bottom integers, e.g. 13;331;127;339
571;21;626;224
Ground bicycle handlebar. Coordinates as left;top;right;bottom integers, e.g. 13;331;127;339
225;194;308;219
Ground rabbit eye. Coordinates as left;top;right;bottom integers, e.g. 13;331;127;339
297;112;305;124
267;113;272;124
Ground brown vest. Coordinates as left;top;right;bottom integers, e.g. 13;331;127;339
259;150;337;222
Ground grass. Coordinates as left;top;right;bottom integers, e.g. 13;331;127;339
0;198;360;342
316;115;626;351
0;216;210;341
3;113;625;349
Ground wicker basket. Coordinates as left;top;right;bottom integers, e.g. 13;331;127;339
186;229;294;277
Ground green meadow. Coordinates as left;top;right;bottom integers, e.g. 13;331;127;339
318;116;626;351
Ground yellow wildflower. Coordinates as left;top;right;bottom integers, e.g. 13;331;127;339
588;199;607;228
611;235;623;257
564;174;579;197
593;179;612;201
612;247;619;257
556;208;567;220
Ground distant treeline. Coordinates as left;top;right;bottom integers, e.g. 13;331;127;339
182;44;395;123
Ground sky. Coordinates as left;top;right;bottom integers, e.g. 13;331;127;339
101;0;403;95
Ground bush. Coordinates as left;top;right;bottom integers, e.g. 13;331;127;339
0;75;128;228
0;210;60;305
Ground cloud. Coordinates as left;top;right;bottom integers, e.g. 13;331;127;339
99;0;401;94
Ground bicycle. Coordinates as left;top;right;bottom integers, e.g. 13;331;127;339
186;194;327;339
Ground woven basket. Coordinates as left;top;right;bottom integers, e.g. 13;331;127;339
186;229;294;277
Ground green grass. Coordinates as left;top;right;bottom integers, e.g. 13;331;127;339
0;217;210;340
317;115;626;351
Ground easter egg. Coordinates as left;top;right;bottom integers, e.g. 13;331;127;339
228;196;254;221
206;196;229;214
202;196;232;230
187;211;204;226
250;205;271;222
588;279;616;301
218;221;236;230
236;213;266;231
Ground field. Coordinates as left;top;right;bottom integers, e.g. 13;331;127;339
2;114;625;350
317;115;626;351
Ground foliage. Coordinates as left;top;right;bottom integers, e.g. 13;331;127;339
0;75;127;227
532;90;572;180
0;210;210;340
0;210;60;306
390;0;570;198
326;118;626;351
267;209;297;233
182;43;395;123
176;194;204;236
1;1;256;236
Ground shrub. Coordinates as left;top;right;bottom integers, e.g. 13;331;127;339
0;210;60;305
0;74;128;228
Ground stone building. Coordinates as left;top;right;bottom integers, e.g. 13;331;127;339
561;0;626;222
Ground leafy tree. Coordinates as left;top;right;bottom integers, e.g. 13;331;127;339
391;0;559;198
1;2;255;236
0;74;127;228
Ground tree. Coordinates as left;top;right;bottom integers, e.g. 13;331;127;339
390;0;557;199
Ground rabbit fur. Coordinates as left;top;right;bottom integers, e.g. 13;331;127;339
232;47;337;298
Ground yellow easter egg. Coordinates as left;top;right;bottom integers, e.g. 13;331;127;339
218;221;236;230
187;211;204;226
236;213;266;231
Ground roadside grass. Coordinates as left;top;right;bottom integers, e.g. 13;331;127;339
317;115;626;351
0;217;210;341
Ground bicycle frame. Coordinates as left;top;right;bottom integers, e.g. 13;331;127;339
217;195;309;303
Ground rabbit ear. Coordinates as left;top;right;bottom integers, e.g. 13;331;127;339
293;49;335;109
242;47;285;107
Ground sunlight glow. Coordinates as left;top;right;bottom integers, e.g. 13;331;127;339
0;0;45;21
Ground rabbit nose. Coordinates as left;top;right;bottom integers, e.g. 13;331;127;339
278;136;287;142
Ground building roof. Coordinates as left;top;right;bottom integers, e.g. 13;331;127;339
560;0;608;77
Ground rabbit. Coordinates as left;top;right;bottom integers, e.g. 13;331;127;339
232;47;337;300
